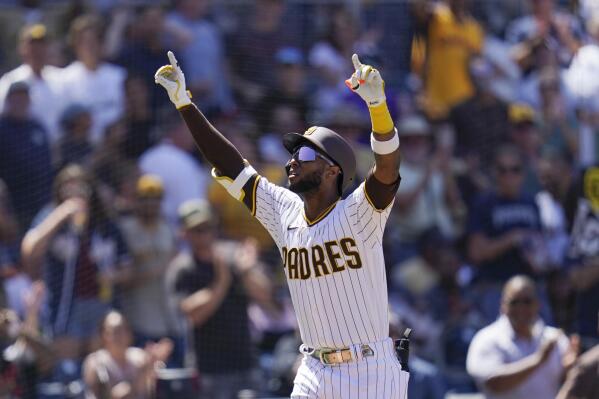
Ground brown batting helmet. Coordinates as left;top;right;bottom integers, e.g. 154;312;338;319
283;126;356;195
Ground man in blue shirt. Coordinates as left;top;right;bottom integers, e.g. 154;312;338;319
467;144;545;322
0;81;52;233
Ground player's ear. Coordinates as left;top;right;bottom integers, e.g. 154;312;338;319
327;165;341;179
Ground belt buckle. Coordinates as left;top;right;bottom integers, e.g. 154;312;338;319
319;348;334;365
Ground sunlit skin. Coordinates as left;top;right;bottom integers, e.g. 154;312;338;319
495;153;525;199
500;277;539;339
286;148;342;220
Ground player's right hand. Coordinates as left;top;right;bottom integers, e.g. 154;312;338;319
154;51;192;109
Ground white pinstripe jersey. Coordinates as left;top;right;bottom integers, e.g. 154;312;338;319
244;174;393;349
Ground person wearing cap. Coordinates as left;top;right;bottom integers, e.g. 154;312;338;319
118;175;180;365
0;23;64;143
390;115;463;262
508;103;544;197
0;80;53;233
156;47;407;397
167;199;272;398
57;103;94;169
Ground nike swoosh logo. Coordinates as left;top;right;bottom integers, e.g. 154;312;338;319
287;226;298;231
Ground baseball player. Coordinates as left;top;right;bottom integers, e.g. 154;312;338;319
155;51;408;398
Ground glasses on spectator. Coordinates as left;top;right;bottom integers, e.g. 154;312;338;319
508;296;535;306
291;146;335;166
497;164;523;175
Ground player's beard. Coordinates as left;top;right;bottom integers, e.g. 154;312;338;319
289;169;323;194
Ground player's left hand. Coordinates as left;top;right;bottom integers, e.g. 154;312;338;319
345;54;386;107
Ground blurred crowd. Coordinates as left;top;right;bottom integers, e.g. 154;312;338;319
0;0;598;398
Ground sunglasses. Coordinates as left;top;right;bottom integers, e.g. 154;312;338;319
497;165;523;175
291;146;335;166
508;297;535;306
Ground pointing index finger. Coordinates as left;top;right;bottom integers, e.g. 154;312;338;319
352;53;362;71
167;51;178;68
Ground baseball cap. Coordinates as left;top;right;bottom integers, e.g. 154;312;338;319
397;115;430;137
136;174;164;198
20;24;48;42
508;103;535;125
275;47;304;66
178;199;214;229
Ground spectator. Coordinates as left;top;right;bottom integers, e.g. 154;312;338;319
115;5;184;113
308;7;360;116
537;67;578;159
90;118;139;215
0;23;64;143
228;0;294;106
536;148;575;267
59;14;126;144
390;115;464;260
0;178;31;319
467;144;547;322
167;200;272;399
0;180;19;308
506;0;581;69
21;165;132;362
557;311;599;399
82;310;173;399
416;0;483;120
563;13;599;106
567;165;599;344
450;57;510;164
139;115;209;228
118;175;180;364
466;275;579;398
1;282;56;399
121;74;156;160
166;0;235;115
0;80;53;233
57;104;94;169
508;103;543;196
258;46;309;134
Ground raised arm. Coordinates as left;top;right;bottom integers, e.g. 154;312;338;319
155;51;245;179
346;54;401;209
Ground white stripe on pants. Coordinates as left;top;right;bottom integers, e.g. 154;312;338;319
291;337;409;399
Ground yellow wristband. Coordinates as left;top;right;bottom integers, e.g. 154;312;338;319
369;102;394;134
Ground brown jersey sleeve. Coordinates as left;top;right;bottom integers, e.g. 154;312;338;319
363;169;401;211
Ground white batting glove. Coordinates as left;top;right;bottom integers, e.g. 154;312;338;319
345;54;386;108
154;51;192;109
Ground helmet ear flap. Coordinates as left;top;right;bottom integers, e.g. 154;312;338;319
285;161;292;176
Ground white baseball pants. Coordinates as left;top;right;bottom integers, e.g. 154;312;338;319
291;338;409;399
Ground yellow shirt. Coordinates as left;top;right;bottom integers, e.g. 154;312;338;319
425;4;483;118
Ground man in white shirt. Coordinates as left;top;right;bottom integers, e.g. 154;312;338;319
139;117;208;229
59;15;126;144
466;275;579;399
0;24;64;143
